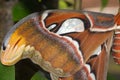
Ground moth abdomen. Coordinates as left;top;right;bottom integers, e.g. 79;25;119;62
112;32;120;64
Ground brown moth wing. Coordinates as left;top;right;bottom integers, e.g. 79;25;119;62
64;30;113;62
58;30;113;80
59;45;109;80
114;12;120;25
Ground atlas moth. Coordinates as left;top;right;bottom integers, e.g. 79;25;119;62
0;10;120;80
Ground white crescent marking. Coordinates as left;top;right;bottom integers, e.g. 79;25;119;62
48;24;57;30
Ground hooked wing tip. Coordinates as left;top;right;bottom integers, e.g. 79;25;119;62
0;44;25;66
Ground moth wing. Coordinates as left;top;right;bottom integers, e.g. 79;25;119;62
58;31;113;80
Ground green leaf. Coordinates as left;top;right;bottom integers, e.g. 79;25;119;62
107;73;117;80
12;2;30;21
31;71;48;80
59;0;68;9
0;62;15;80
101;0;108;10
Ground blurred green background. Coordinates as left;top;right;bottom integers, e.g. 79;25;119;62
0;0;120;80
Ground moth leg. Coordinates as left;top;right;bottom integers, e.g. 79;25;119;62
50;73;59;80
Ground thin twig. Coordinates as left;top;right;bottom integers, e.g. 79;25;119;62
74;0;82;10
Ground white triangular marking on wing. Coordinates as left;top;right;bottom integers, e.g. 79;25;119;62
56;18;84;34
92;46;102;56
